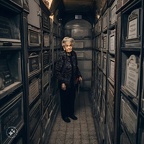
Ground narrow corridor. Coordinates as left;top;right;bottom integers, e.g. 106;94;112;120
48;91;98;144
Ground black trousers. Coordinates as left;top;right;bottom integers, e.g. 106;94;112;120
59;84;76;118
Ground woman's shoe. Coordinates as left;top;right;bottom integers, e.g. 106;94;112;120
69;115;78;120
62;117;71;123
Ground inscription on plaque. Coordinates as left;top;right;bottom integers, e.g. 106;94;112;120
127;9;140;40
29;30;40;45
28;53;39;75
124;55;139;97
109;58;115;81
109;30;116;53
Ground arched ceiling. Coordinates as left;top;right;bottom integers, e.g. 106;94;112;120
49;0;107;24
60;0;106;24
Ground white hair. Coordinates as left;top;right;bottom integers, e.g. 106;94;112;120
61;37;75;47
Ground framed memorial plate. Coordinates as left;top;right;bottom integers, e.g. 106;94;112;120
28;53;40;76
109;58;115;81
28;26;41;47
126;9;141;47
124;55;139;97
109;30;116;54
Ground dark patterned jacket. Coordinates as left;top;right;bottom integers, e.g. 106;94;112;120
55;50;81;86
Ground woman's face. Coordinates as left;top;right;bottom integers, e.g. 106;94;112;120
63;41;73;53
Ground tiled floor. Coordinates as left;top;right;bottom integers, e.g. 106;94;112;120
48;91;98;144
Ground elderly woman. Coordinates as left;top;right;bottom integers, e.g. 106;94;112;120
55;37;82;123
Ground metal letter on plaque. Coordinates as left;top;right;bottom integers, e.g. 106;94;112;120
126;9;140;47
124;55;139;97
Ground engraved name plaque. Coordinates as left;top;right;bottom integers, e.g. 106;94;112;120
29;78;40;104
109;58;115;81
124;55;139;97
28;25;41;47
28;53;39;76
1;93;23;144
109;30;116;54
126;9;140;46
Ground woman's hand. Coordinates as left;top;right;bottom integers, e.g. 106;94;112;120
61;83;66;90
